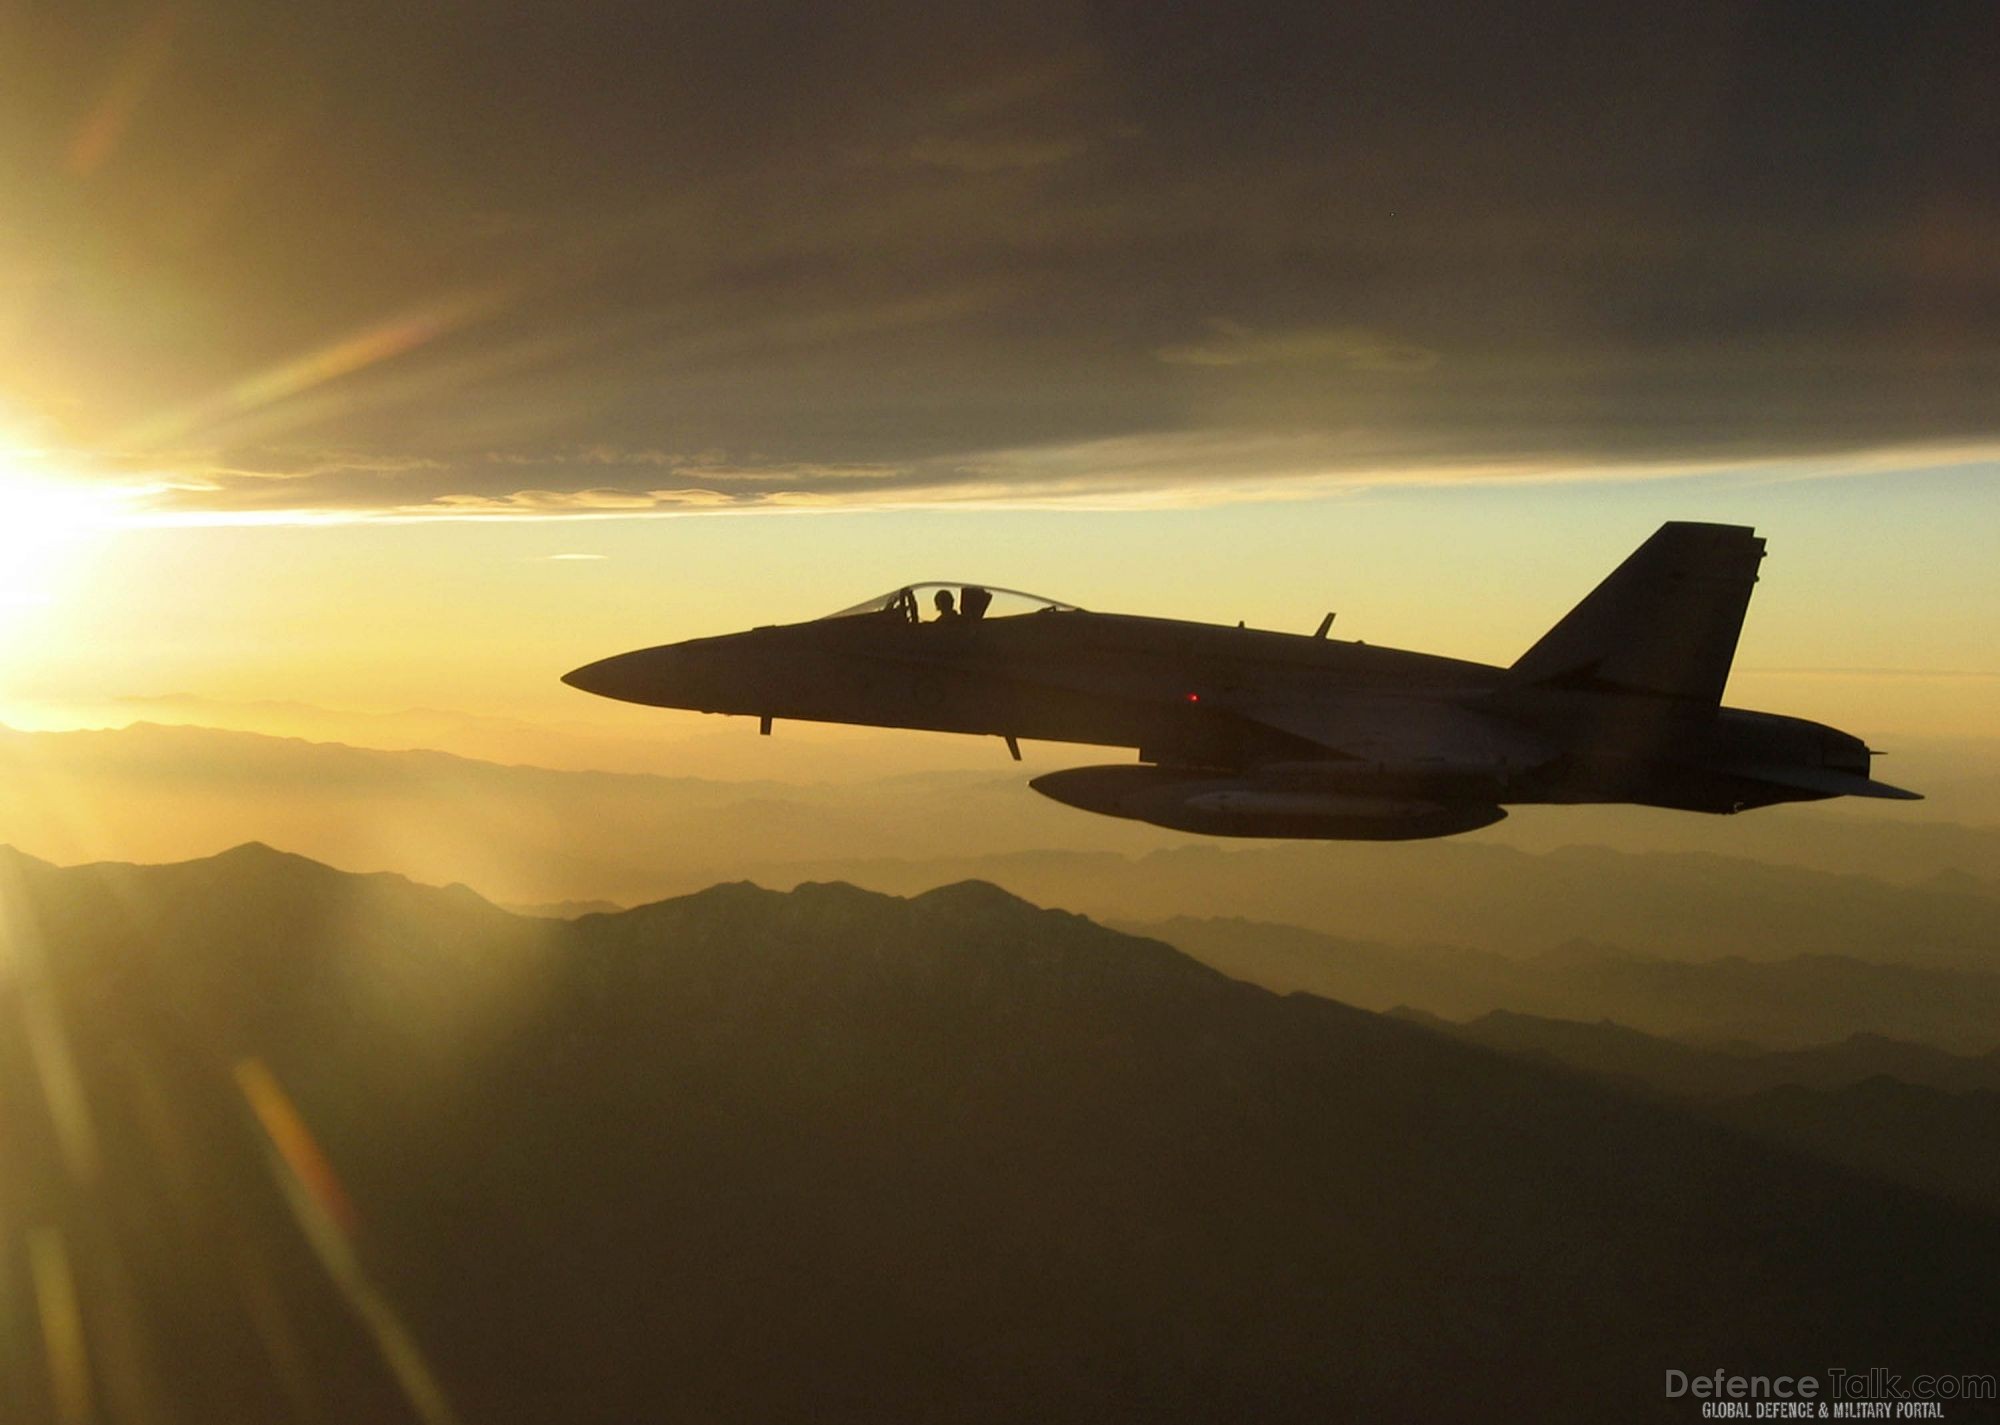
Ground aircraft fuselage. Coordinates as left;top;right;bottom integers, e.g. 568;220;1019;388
564;541;1916;842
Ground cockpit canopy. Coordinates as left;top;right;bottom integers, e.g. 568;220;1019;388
823;583;1081;624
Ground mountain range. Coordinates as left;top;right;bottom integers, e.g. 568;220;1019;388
2;843;1994;1422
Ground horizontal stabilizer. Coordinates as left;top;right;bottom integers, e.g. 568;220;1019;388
1509;522;1764;705
1720;763;1924;801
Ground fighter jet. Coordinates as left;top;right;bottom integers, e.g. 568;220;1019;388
562;522;1919;839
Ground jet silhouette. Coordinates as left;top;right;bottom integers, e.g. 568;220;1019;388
563;522;1918;839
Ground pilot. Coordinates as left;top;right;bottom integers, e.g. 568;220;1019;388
932;589;959;621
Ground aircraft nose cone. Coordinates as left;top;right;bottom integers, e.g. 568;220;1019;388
561;637;759;712
561;648;666;704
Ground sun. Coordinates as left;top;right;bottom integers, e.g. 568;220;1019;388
0;448;131;640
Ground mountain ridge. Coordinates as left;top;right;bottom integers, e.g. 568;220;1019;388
7;722;1999;941
1138;912;2000;1052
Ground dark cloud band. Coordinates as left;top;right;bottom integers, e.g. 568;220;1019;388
3;1;1994;515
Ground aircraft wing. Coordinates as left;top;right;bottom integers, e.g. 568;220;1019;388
1223;695;1554;771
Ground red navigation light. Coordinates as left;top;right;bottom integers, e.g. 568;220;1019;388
1184;692;1200;703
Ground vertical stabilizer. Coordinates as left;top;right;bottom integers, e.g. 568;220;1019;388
1507;522;1765;704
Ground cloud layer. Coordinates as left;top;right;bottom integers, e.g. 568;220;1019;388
3;1;1995;516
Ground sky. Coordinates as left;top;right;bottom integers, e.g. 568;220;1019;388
0;0;1995;740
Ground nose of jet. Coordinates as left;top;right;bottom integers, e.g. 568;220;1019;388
562;635;767;712
561;647;677;705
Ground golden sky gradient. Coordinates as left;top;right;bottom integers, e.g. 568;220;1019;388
2;457;1994;743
